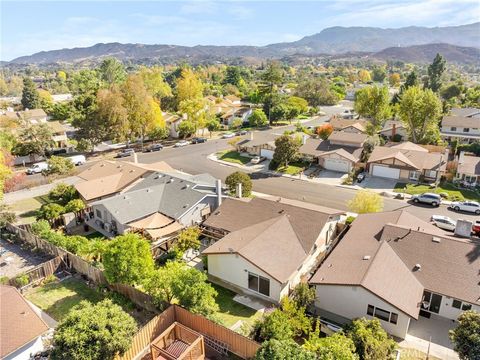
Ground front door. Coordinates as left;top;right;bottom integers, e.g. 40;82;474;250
422;291;442;314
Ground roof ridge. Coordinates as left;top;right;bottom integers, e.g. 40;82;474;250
360;239;388;285
280;214;309;254
234;216;286;252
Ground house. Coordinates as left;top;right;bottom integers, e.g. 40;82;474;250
310;210;480;339
0;285;50;360
205;95;252;126
75;160;175;202
4;109;49;124
163;112;184;138
440;107;480;143
300;132;366;173
202;197;344;303
221;106;253;127
235;132;278;159
455;151;480;185
367;142;447;182
88;171;223;239
328;117;367;133
379;120;407;141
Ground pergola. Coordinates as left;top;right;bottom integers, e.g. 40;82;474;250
150;322;205;360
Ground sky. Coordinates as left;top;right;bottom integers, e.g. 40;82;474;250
1;0;479;61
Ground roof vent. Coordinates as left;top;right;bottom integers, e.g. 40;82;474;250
279;209;285;214
146;188;152;193
123;196;128;200
228;247;234;254
129;170;135;173
363;255;371;260
432;237;441;243
169;178;174;183
414;263;421;271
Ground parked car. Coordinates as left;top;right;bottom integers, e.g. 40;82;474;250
174;140;190;147
356;173;366;183
222;132;235;139
143;144;163;152
411;193;442;207
250;156;266;164
472;220;480;236
235;130;248;136
449;201;480;214
115;148;135;158
430;215;457;231
68;155;86;166
191;137;207;144
26;162;49;175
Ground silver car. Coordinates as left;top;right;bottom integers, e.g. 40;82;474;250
450;201;480;215
412;193;442;207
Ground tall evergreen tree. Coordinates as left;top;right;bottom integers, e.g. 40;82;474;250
21;77;40;109
426;53;446;92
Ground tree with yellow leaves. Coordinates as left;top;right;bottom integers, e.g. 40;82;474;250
347;190;384;214
176;68;203;103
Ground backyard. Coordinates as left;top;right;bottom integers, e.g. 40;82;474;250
210;283;262;329
217;150;251;165
394;182;480;201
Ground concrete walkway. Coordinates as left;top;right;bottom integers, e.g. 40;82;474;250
3;176;81;205
27;299;58;328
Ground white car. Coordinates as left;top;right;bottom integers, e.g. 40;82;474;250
250;156;265;164
431;215;457;231
450;201;480;215
26;162;49;175
174;140;190;147
222;132;235;139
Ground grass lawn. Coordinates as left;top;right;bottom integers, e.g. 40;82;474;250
276;161;310;176
25;277;104;321
393;182;480;201
400;348;441;360
10;197;43;224
218;150;251;165
210;283;262;328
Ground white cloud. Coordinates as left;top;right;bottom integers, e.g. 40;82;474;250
180;1;217;15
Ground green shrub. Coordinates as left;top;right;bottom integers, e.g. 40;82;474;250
64;199;86;213
345;216;357;225
0;276;10;285
37;203;65;220
15;274;29;287
48;183;79;205
43;274;57;285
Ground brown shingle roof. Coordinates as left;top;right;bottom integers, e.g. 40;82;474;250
0;285;49;358
311;210;480;317
328;131;367;146
367;144;445;171
328;118;368;131
450;107;480;118
299;138;363;162
457;155;480;176
442;115;480;129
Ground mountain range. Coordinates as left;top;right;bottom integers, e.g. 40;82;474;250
8;22;480;65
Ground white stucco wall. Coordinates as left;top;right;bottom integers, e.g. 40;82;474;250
178;196;217;227
207;253;285;302
314;284;411;339
4;336;45;360
434;294;480;321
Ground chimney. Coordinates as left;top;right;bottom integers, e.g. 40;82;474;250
216;179;222;207
250;132;253;141
391;123;396;139
302;134;308;145
236;182;243;198
132;152;138;164
458;151;465;164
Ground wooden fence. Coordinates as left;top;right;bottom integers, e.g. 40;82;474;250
115;305;260;360
9;255;66;287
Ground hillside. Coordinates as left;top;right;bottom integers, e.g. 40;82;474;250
7;22;480;65
372;43;480;64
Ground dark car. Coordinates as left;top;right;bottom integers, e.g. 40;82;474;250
191;137;207;144
115;148;135;158
236;130;248;136
143;143;163;152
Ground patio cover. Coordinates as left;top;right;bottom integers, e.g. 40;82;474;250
146;221;183;239
128;212;174;229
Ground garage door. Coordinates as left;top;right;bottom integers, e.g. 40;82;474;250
260;149;274;160
324;158;350;173
372;165;400;179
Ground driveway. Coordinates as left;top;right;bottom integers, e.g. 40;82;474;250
312;170;348;186
358;176;398;193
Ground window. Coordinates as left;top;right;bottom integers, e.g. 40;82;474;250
248;272;270;297
462;303;472;311
464;128;470;133
451;127;457;131
95;209;102;219
374;307;391;322
390;313;398;324
367;305;374;316
426;170;437;178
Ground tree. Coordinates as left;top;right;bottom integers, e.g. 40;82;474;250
372;67;387;83
176;68;203;102
46;156;75;176
295;77;339;107
21;77;40;109
225;171;252;197
272;135;300;168
178;120;196;138
96;87;128;141
255;339;316;360
304;322;358;360
358;70;371;83
347;190;383;214
354;86;391;133
103;233;154;285
69;69;101;96
175;226;201;254
38;89;53;112
144;260;219;315
51;299;137;360
224;66;242;87
230;117;243;130
280;297;312;338
179;97;210;133
255;309;294;341
206;118;221;137
249;109;268;127
316;123;334;140
426;53;446;93
37;203;65;220
99;58;126;85
291;283;316;308
388;73;401;87
139;66;172;102
344;318;396;360
65;199;86;213
14;123;54;157
259;61;284;124
48;183;78;205
0;77;8;96
398;86;442;144
449;310;480;360
287;96;308;116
